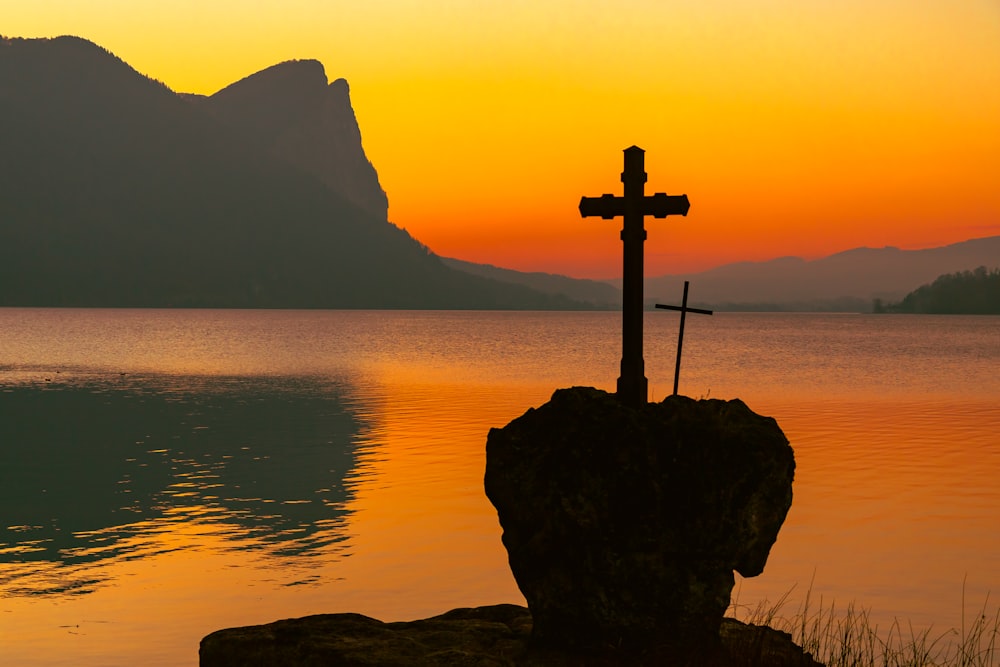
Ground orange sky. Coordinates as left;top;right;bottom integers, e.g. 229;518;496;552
6;1;1000;277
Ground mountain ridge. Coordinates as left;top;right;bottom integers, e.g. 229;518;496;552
197;59;390;220
642;235;1000;309
444;236;1000;311
440;257;622;307
2;35;993;312
0;35;586;310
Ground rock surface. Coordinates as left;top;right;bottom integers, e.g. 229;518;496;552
199;604;822;666
484;387;795;661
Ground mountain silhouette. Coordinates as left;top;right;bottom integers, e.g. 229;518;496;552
642;236;1000;310
0;36;583;309
440;256;622;307
193;60;389;221
444;236;1000;312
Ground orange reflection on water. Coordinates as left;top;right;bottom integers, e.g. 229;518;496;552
3;310;998;666
328;375;541;621
336;366;1000;635
734;397;1000;631
3;383;997;666
0;509;339;667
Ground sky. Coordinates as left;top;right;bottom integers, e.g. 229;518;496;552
6;1;1000;278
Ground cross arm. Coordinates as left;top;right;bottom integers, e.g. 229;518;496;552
655;304;713;316
644;193;690;218
579;194;625;220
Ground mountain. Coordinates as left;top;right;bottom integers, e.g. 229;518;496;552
642;236;1000;311
0;36;582;309
443;237;999;312
194;60;389;221
440;257;621;307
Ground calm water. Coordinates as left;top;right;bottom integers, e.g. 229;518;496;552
1;308;998;666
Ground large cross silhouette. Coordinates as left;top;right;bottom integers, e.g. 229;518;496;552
579;146;690;407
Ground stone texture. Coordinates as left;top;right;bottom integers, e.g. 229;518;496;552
484;387;795;660
199;604;822;666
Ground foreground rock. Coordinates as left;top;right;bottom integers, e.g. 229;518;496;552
484;387;795;663
199;603;822;666
200;387;806;665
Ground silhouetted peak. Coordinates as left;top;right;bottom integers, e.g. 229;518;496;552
211;59;328;109
0;35;177;109
2;35;130;72
205;62;388;220
1;34;100;53
206;59;333;138
328;77;351;108
48;34;103;51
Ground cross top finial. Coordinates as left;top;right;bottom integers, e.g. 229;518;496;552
622;147;647;184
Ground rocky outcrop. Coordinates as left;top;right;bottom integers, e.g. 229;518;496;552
199;604;821;666
484;387;795;663
205;60;389;220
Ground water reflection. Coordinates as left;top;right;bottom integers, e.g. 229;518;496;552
0;373;361;596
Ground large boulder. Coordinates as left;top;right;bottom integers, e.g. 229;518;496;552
484;387;795;663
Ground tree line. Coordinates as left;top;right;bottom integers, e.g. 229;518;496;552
873;266;1000;314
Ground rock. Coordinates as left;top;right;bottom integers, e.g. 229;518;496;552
720;619;824;667
199;604;823;666
199;604;532;667
484;387;795;662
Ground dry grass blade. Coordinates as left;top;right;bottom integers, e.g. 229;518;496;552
727;582;1000;667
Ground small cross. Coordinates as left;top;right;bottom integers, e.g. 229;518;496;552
579;146;690;407
655;281;712;396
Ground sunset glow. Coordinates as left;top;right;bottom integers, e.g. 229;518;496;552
6;1;999;277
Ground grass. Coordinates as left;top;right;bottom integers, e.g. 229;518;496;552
728;580;1000;667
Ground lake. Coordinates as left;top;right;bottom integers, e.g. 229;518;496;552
1;308;998;666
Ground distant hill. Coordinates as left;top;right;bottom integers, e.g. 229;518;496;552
440;257;621;308
876;266;1000;314
445;237;1000;312
0;35;584;309
642;236;1000;311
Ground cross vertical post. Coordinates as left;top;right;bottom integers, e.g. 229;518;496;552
619;147;647;408
579;146;690;407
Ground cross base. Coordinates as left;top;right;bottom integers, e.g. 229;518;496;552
617;365;648;408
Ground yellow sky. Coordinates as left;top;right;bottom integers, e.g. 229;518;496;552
6;1;1000;276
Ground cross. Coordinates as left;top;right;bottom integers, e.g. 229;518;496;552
656;281;713;396
579;146;690;408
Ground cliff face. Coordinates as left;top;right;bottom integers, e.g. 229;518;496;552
202;60;389;221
